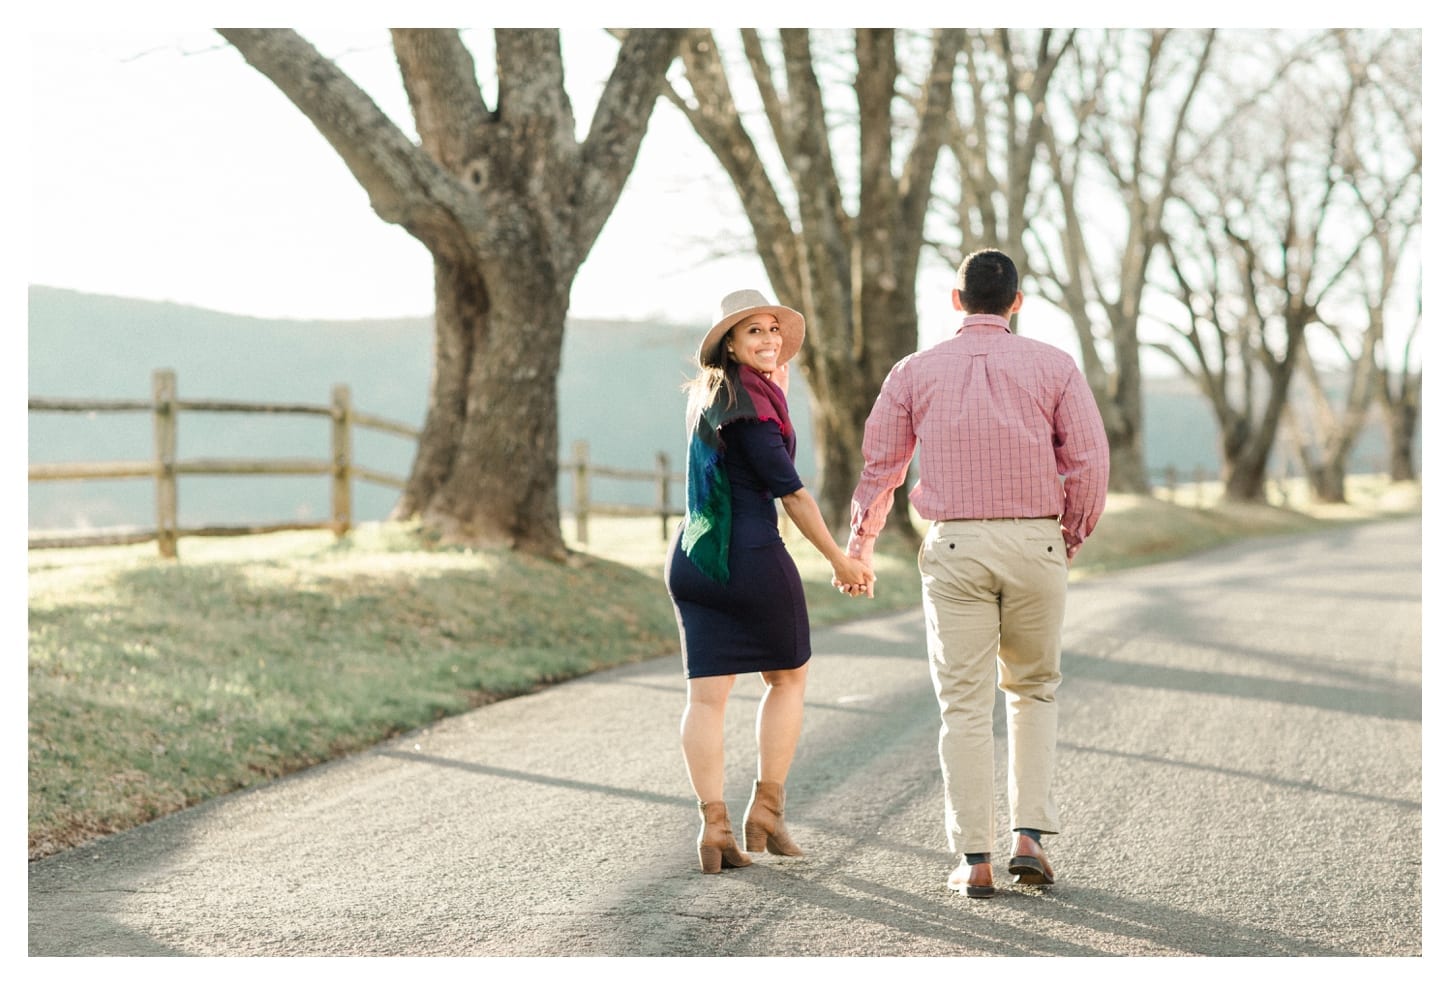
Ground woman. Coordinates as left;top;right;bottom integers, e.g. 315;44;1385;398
664;289;874;874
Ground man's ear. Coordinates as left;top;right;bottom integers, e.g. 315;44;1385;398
1008;291;1024;315
951;289;966;312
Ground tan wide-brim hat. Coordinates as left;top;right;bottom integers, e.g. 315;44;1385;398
697;289;805;368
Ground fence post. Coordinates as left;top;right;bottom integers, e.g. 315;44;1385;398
1163;465;1177;505
1192;466;1205;509
152;369;178;559
573;439;590;545
656;450;672;541
331;384;353;537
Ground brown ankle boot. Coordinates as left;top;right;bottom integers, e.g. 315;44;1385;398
743;780;803;856
697;801;752;874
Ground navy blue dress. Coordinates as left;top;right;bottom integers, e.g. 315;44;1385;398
665;418;811;678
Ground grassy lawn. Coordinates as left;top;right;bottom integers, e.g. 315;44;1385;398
28;476;1419;859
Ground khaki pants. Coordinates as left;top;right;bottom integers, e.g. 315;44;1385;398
918;518;1068;854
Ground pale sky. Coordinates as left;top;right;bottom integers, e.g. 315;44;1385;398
23;8;1430;352
25;25;778;328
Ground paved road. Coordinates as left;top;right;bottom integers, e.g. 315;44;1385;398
29;517;1422;957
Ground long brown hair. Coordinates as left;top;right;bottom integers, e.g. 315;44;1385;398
683;334;738;432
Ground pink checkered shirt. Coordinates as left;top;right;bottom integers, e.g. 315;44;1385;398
847;314;1109;559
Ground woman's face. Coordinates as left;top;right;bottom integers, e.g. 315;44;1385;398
727;314;784;374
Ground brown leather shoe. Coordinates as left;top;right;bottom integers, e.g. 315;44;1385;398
1008;833;1055;886
947;857;995;898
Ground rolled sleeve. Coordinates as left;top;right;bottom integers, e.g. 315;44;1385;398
1053;369;1110;551
848;362;917;555
726;419;804;499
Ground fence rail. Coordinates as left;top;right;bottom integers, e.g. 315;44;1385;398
567;440;683;544
1150;465;1213;508
1148;463;1301;508
33;371;1306;559
28;369;684;557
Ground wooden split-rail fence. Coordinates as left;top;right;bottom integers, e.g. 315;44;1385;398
28;369;685;558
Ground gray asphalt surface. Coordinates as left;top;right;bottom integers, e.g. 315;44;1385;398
28;517;1422;958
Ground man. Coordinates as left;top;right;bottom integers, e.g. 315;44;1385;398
841;249;1109;898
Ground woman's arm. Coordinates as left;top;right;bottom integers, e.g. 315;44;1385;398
779;487;874;597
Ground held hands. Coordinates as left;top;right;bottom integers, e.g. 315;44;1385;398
831;555;875;599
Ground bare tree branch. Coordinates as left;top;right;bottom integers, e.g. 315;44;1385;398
217;28;478;255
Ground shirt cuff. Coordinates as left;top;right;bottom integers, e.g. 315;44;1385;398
846;532;876;564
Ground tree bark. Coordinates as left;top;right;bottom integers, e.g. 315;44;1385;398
1029;29;1216;495
946;30;1072;288
1156;209;1314;505
1279;31;1421;502
1191;35;1379;501
1385;385;1421;482
218;28;680;557
667;29;962;536
1284;359;1364;504
1379;321;1422;483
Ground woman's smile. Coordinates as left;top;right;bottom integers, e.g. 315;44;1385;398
729;315;784;373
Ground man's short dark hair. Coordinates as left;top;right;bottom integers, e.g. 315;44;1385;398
955;249;1019;315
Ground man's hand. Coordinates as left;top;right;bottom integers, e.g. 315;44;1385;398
832;565;875;599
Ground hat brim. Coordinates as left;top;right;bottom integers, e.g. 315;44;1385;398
697;305;805;368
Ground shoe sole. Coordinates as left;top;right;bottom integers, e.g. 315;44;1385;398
948;872;996;898
1008;855;1054;885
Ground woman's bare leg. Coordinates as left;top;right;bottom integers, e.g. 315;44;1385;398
755;664;809;783
681;674;735;802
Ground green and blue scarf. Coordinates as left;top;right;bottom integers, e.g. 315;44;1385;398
680;364;794;583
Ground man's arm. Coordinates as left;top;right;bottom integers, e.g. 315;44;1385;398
846;364;917;569
1054;368;1110;559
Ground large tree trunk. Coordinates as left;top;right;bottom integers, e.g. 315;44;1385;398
400;258;485;520
1288;344;1379;504
218;28;680;558
1309;460;1349;504
1219;328;1302;502
1105;302;1150;492
1285;404;1349;503
1223;450;1271;502
398;258;570;555
1382;358;1422;482
1376;312;1421;485
1387;398;1419;482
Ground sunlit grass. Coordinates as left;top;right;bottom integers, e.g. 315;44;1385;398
28;523;679;859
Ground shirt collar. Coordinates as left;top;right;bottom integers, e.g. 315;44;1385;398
956;313;1012;336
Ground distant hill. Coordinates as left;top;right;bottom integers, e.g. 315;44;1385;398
27;287;778;532
26;286;1394;532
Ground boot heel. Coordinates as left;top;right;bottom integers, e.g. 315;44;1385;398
699;844;722;874
743;780;803;857
697;801;752;874
743;819;767;853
